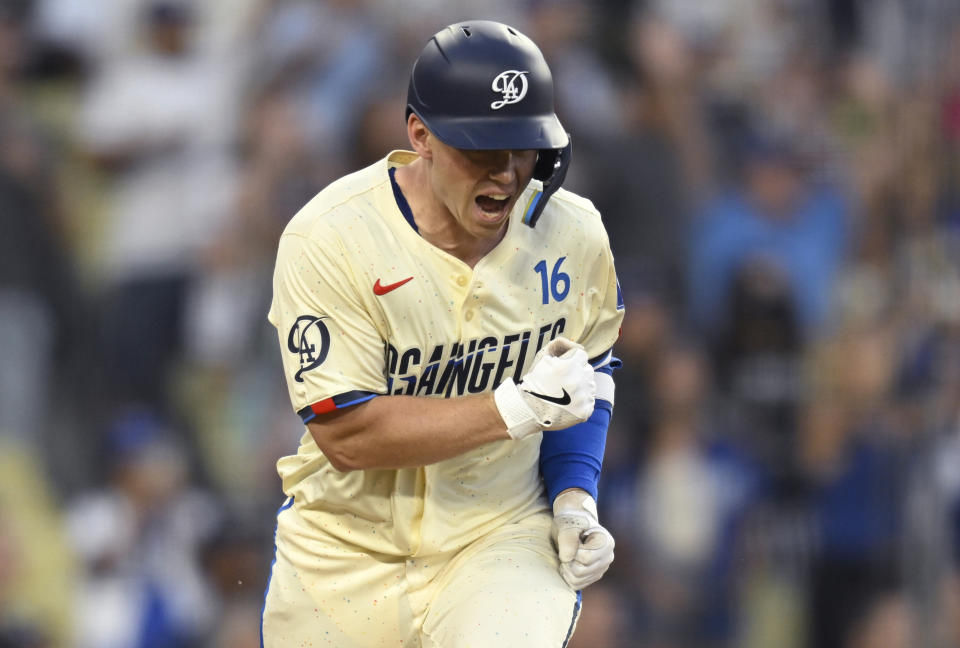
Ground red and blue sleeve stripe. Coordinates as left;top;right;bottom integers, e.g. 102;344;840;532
296;390;379;423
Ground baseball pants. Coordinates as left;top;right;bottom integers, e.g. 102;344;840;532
261;498;582;647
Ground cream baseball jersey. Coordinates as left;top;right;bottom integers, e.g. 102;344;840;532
268;150;623;557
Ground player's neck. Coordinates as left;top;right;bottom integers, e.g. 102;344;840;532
395;160;507;268
419;219;506;269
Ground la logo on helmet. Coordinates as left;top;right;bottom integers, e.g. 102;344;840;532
490;70;529;109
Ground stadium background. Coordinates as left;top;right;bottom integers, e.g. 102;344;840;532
1;0;960;646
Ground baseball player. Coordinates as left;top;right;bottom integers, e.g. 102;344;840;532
263;20;624;647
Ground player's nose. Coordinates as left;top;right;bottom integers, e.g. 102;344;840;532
488;150;523;185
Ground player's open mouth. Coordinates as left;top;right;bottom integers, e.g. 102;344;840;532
475;194;511;219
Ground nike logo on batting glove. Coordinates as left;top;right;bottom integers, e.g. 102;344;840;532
493;337;595;439
524;388;572;406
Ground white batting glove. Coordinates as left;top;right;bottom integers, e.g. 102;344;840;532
494;337;596;440
551;489;615;590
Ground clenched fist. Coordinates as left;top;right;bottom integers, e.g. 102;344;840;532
551;489;614;590
494;337;596;440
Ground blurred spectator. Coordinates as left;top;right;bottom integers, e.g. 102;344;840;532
688;131;850;338
576;11;695;325
0;0;81;448
77;0;243;411
173;64;325;513
566;583;630;648
846;593;912;648
577;88;690;321
911;411;960;648
829;55;897;207
198;516;271;648
713;260;805;493
687;131;850;492
0;514;51;648
188;0;399;367
250;0;386;181
368;1;524;62
604;340;759;646
33;0;262;69
525;0;628;142
802;323;907;648
861;0;960;87
65;410;220;648
350;88;412;169
627;10;716;198
32;0;144;68
0;442;76;648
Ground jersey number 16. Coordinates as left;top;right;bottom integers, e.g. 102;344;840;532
534;257;570;305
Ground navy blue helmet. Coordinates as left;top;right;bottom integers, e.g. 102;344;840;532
406;20;571;227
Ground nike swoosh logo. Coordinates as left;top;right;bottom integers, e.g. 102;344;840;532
524;388;572;406
373;276;414;295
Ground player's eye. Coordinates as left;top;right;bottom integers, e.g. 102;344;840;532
462;149;535;169
461;149;501;167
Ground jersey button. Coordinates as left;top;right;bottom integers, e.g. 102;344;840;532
464;310;474;321
456;275;468;287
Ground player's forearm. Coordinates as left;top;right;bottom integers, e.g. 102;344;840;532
306;393;510;472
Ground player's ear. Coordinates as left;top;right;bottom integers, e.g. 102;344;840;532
407;114;433;160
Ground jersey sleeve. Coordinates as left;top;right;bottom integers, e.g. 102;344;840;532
268;230;387;423
580;231;625;359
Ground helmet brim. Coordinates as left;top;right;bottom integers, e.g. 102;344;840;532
413;109;569;151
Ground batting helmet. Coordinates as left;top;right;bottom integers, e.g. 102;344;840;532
406;20;571;227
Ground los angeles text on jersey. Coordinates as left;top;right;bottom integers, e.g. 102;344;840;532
386;318;567;397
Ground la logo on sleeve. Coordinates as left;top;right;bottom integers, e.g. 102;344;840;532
287;315;331;382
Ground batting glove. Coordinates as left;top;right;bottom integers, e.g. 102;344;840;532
494;337;596;440
551;489;615;590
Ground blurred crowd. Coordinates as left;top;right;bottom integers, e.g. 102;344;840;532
1;0;959;646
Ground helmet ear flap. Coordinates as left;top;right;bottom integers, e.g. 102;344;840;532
533;149;559;182
524;138;572;228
